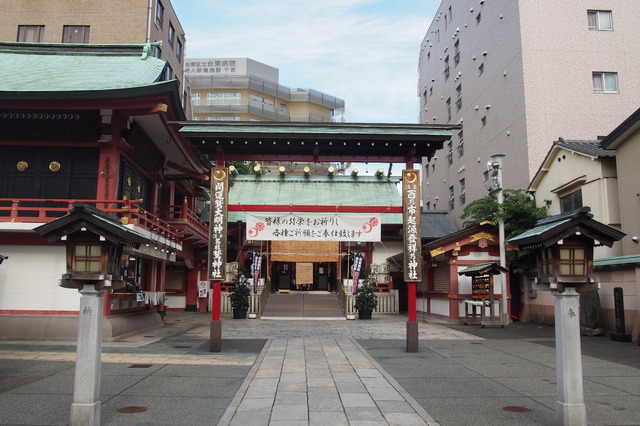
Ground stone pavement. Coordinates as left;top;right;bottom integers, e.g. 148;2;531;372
0;312;638;425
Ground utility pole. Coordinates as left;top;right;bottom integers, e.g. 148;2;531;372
489;154;509;326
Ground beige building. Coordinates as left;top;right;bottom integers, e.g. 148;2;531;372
418;1;640;226
186;58;345;123
526;110;640;338
529;140;620;259
0;0;188;110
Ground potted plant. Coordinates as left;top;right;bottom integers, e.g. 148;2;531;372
354;276;378;319
229;274;251;319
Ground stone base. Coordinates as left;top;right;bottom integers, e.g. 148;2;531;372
70;401;101;426
406;321;419;353
210;320;222;352
556;400;586;426
0;311;162;342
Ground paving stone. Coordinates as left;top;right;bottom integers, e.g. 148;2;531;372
340;392;377;408
270;404;308;421
308;397;344;412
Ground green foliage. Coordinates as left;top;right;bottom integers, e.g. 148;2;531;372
354;275;379;312
229;273;251;310
460;189;550;274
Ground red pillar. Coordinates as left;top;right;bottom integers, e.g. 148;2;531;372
408;282;417;322
212;281;221;321
407;281;419;352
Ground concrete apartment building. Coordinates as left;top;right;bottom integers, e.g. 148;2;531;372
186;58;345;123
418;1;640;226
0;0;188;110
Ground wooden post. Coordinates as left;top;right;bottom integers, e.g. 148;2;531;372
402;170;422;353
208;167;229;352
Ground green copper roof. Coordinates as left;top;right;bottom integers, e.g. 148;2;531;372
0;42;167;92
594;254;640;268
179;122;453;138
226;175;403;224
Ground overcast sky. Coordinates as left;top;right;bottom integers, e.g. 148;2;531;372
171;0;439;124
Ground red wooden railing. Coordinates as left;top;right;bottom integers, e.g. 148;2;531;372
159;198;209;241
0;198;186;244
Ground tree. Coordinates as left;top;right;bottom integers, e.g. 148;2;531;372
460;189;550;273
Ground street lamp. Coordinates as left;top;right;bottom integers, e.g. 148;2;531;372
509;207;625;425
35;202;148;426
487;154;508;325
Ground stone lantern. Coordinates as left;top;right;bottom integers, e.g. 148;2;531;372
509;207;625;426
35;202;148;426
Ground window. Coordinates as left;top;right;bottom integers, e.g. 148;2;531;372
448;186;455;210
454;40;460;66
152;44;161;58
207;116;240;121
250;94;275;112
207;92;241;105
560;189;582;213
74;244;101;273
191;93;200;104
176;39;183;61
478;62;484;76
156;0;164;27
459;178;466;204
62;26;90;43
587;10;613;30
168;23;175;46
593;72;618;93
476;12;482;25
455;84;462;111
446;141;453;166
163;64;172;81
457;130;464;157
559;247;586;276
446;98;452;122
444;55;450;80
17;25;44;42
539;247;553;276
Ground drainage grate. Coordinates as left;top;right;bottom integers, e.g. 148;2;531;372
118;406;148;413
503;406;532;412
128;364;153;369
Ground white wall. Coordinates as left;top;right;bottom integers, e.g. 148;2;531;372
372;241;403;265
0;245;79;311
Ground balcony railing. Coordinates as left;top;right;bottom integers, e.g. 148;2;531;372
160;201;209;243
0;198;188;245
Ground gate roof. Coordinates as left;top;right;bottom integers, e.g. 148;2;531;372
177;122;457;163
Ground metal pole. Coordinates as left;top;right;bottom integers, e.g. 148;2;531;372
491;154;509;325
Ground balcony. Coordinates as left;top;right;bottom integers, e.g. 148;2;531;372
0;198;209;250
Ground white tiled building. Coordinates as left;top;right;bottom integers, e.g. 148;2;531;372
418;1;640;226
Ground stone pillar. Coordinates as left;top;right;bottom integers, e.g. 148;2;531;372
553;288;587;426
70;285;106;426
